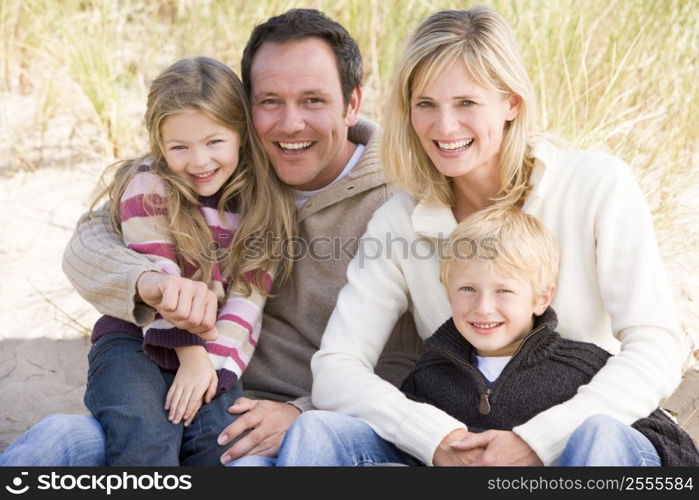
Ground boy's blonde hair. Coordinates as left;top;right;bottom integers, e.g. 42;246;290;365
382;6;537;208
440;205;558;296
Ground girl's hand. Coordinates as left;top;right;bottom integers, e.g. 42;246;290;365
166;346;218;426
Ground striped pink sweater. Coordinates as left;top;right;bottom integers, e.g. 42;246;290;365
119;167;271;396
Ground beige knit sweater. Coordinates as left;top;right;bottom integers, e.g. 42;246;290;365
62;119;423;410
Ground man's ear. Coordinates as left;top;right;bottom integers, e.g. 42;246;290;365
344;87;362;126
533;284;555;316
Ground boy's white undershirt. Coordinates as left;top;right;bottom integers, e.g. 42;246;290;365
475;355;512;382
293;144;366;210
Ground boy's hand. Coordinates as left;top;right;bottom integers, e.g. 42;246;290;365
137;271;219;340
166;345;218;426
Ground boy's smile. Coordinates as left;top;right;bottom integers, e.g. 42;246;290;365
446;259;551;357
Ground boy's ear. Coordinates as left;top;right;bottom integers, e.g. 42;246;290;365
533;284;555;316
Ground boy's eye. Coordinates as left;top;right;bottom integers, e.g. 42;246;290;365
497;289;513;294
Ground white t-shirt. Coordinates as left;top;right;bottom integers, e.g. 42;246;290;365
293;144;366;210
475;355;512;383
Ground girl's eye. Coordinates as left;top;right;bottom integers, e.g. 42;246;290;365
170;145;186;151
497;289;513;294
459;286;475;292
208;139;223;146
460;100;476;107
414;101;433;108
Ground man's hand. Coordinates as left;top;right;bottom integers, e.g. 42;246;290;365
166;346;218;427
449;429;543;466
137;271;218;340
217;398;301;465
432;428;486;466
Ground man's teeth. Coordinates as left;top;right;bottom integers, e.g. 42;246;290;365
471;322;502;329
279;141;312;151
437;139;474;151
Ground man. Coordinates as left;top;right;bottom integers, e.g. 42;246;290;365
0;9;421;466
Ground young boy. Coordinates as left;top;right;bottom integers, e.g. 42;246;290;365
401;205;698;466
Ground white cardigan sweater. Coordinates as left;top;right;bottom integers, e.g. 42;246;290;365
311;141;685;465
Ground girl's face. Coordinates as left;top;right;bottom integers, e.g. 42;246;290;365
410;59;519;182
161;109;240;197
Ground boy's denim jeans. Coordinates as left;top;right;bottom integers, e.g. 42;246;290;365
234;410;661;467
83;332;240;466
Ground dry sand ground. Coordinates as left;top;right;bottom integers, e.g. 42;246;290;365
0;160;697;454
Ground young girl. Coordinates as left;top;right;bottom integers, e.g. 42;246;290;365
84;57;295;466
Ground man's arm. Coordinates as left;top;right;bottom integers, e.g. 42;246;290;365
63;205;219;336
62;205;160;325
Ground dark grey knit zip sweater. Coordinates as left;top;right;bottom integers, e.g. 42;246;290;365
401;307;698;466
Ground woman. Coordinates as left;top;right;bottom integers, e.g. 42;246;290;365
277;6;685;466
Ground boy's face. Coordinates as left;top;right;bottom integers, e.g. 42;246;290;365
446;259;551;357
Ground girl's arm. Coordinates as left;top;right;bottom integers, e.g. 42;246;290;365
203;272;272;395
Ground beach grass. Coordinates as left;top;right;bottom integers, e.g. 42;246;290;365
0;0;697;301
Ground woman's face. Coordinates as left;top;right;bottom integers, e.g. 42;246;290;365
410;59;519;181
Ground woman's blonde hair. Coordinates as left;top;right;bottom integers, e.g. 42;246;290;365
92;57;296;295
382;6;537;207
440;205;558;297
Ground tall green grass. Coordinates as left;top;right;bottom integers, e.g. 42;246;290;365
1;0;697;250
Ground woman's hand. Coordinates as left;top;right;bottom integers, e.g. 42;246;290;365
166;345;218;426
137;271;219;340
432;429;485;466
449;429;543;466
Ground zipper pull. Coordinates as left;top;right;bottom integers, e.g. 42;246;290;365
479;389;491;415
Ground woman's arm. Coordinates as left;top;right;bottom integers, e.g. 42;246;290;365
513;157;687;465
311;198;466;465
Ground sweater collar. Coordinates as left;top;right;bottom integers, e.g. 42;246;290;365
425;307;559;367
296;118;386;222
411;140;557;238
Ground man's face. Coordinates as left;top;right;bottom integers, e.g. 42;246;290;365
250;37;361;191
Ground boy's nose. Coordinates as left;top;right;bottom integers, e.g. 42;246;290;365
475;294;496;314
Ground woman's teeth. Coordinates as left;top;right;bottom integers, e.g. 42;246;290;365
436;139;474;151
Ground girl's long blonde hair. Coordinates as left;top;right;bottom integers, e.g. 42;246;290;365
92;57;295;295
382;6;537;207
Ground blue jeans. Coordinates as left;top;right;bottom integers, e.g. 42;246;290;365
0;414;106;466
84;332;241;466
231;410;421;466
559;415;661;466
